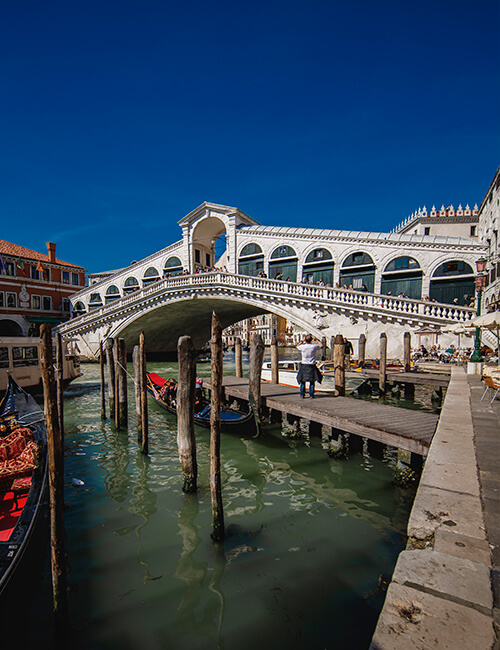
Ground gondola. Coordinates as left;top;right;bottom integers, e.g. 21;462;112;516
0;375;47;595
146;372;256;433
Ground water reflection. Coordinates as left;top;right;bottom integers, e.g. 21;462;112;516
11;362;418;649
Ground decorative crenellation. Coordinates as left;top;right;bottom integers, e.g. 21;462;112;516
391;203;479;233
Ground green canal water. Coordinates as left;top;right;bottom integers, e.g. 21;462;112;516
6;353;420;649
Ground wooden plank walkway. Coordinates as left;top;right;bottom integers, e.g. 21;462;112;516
360;369;450;387
204;377;439;456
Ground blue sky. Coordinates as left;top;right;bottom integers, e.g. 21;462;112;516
1;0;499;273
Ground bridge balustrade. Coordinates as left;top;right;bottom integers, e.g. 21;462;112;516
61;271;475;336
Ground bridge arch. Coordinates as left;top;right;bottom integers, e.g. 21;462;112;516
123;276;140;294
381;256;423;298
301;247;335;285
163;256;183;276
89;292;103;311
428;259;475;305
339;251;376;292
104;290;325;354
191;216;226;270
238;243;264;277
73;301;86;315
105;285;120;304
269;245;298;281
143;266;160;287
0;318;24;336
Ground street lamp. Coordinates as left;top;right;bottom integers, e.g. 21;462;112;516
470;257;488;362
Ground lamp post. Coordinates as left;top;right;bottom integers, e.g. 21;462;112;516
470;257;488;363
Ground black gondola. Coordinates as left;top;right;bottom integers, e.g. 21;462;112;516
147;372;255;433
0;376;47;595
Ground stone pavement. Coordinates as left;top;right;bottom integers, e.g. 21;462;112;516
371;366;500;649
470;372;500;648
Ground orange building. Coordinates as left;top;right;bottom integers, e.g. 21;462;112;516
0;240;86;336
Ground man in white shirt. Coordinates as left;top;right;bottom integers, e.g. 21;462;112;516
296;335;322;398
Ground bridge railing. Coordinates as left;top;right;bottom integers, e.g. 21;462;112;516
62;271;475;333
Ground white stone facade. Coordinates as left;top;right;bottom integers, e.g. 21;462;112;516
478;166;500;311
71;201;486;315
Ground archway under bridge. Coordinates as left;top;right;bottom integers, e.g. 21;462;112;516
106;298;268;357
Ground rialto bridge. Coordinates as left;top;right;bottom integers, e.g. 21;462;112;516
59;202;488;358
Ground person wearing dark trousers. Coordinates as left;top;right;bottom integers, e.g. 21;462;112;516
296;335;322;398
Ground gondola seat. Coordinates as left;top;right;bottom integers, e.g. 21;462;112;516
0;428;39;491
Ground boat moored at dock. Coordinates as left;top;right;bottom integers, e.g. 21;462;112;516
0;376;48;595
0;337;82;396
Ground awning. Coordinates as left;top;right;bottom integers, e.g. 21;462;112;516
26;317;64;324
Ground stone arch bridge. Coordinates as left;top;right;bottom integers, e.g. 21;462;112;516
57;270;476;359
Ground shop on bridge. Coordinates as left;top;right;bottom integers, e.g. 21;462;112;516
429;260;475;305
339;252;375;292
381;256;423;299
302;248;334;285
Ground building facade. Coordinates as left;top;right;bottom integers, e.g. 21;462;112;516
478;167;500;312
0;240;86;336
392;204;479;239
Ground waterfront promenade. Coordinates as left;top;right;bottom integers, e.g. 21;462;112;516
371;367;500;649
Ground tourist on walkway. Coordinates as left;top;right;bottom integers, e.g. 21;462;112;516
343;337;353;368
296;335;322;398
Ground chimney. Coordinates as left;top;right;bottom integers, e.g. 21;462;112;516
47;242;56;263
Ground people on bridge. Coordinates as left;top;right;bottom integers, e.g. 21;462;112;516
296;335;323;399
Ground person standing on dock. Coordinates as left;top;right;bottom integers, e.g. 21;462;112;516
343;337;353;368
296;335;322;398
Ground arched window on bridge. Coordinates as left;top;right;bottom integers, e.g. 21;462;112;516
269;245;298;282
381;256;422;299
89;293;103;311
339;252;375;291
429;260;475;306
73;301;86;315
123;276;140;294
302;248;334;285
163;256;183;277
105;285;120;304
238;243;264;277
143;266;160;287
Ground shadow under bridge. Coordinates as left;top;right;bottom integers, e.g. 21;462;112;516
111;297;267;354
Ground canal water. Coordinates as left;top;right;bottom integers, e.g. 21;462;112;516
7;353;419;649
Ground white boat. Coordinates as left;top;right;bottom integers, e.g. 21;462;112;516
261;360;370;394
261;360;338;392
0;336;82;395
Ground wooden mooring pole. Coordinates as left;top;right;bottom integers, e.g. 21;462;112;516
210;313;225;542
114;338;128;430
133;345;142;440
40;324;68;627
358;333;366;368
271;336;279;384
249;333;265;434
379;332;387;394
139;332;148;453
333;333;345;396
235;337;243;378
55;332;64;440
99;340;106;420
321;336;327;361
177;335;197;493
105;338;115;418
404;331;411;372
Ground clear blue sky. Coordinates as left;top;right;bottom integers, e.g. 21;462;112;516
1;0;499;273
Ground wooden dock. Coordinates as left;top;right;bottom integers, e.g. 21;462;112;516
204;377;439;456
360;369;450;387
